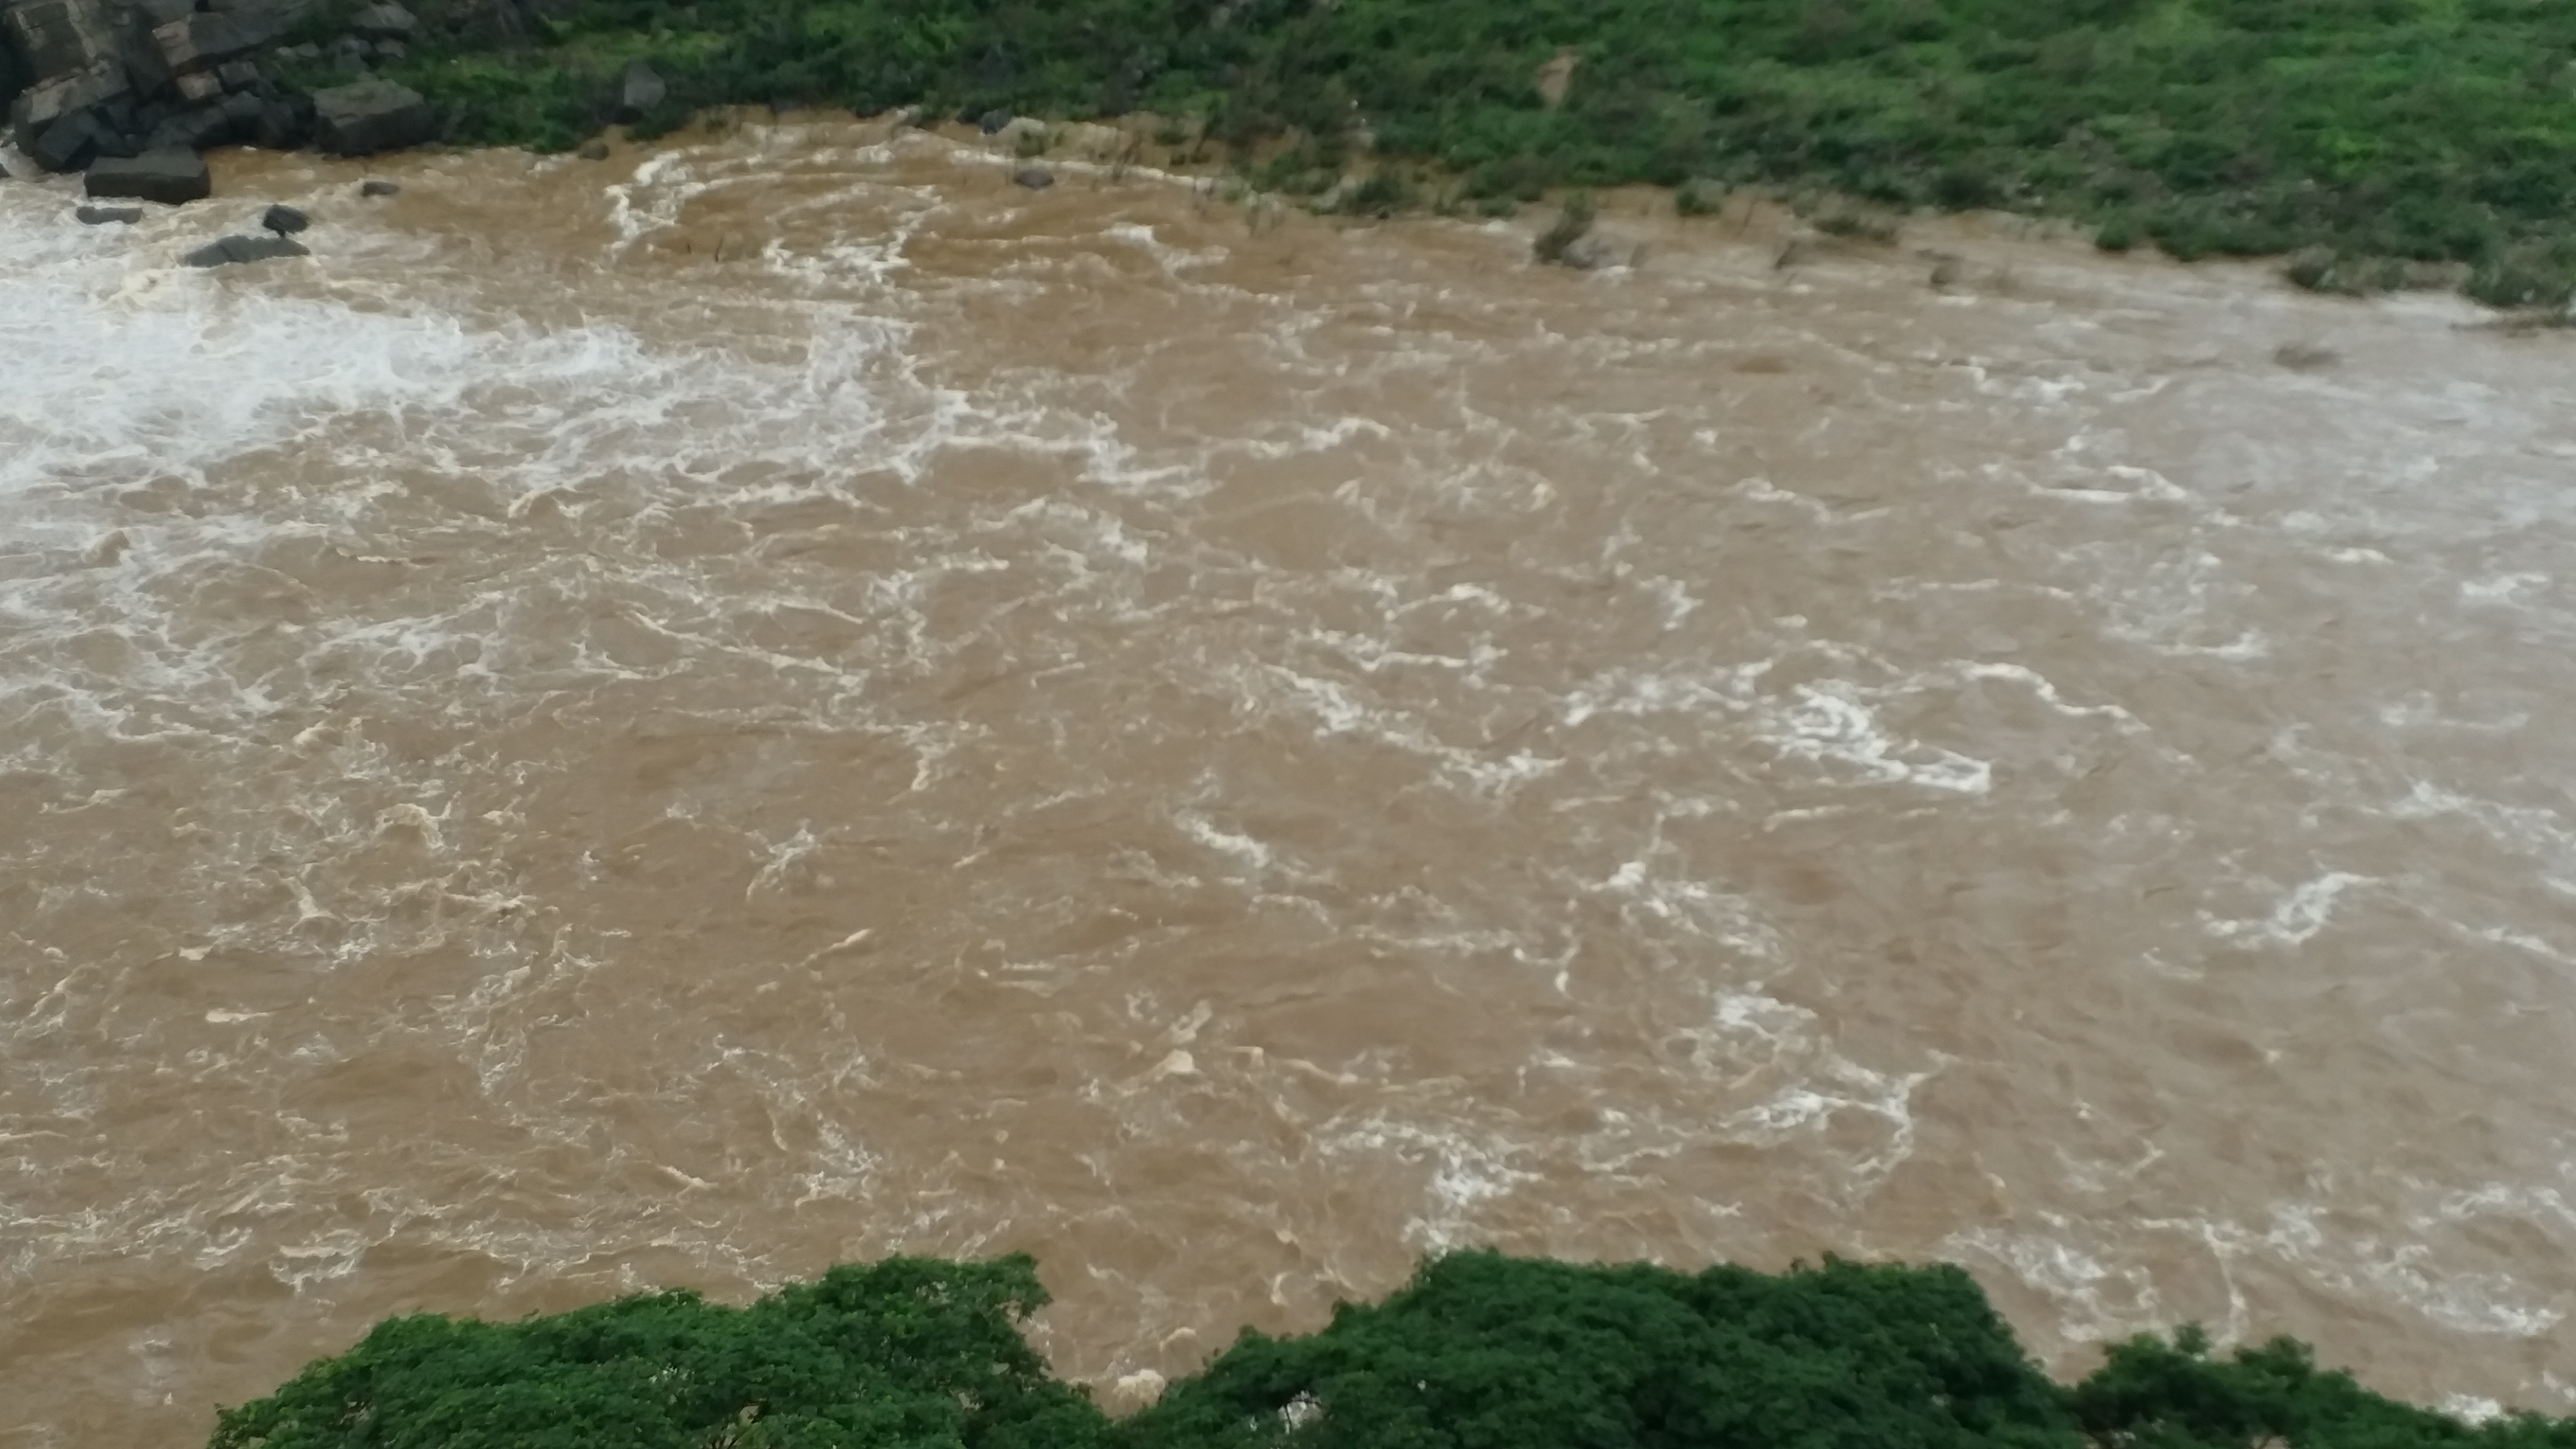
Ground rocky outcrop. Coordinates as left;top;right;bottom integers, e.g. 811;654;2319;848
0;0;381;188
182;230;306;265
83;145;206;200
310;75;430;154
612;57;661;121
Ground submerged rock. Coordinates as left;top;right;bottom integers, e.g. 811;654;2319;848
575;138;608;160
84;148;210;203
359;177;400;196
182;232;309;267
75;202;142;224
311;77;433;154
1011;164;1054;190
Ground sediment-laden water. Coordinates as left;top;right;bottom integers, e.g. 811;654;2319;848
6;113;2576;1447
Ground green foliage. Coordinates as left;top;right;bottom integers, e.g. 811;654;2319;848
1120;1251;2079;1449
205;1252;2576;1449
207;1256;1110;1449
2068;1324;2576;1448
332;0;2576;303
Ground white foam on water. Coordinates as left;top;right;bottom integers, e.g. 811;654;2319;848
2201;872;2374;949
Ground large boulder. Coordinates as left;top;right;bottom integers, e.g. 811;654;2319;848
310;77;433;154
183;232;309;267
2;0;126;84
612;59;664;121
84;148;210;203
27;107;108;170
150;12;275;75
10;60;128;154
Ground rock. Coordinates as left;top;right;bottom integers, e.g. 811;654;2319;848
176;70;222;102
261;202;308;234
1557;231;1622;271
0;160;11;179
3;0;127;83
152;12;278;75
138;0;196;24
84;148;210;203
371;38;403;60
310;77;432;154
328;33;367;71
276;41;321;61
29;110;108;171
575;137;608;160
359;177;399;196
977;107;1011;134
75;202;143;224
183;232;309;267
1011;163;1054;190
345;1;416;40
613;59;664;121
11;63;129;154
215;59;259;90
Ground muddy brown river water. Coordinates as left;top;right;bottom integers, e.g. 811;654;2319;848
6;113;2576;1446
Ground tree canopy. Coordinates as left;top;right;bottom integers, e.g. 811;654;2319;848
209;1251;2576;1449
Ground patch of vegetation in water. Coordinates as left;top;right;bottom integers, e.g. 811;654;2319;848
207;1250;2576;1449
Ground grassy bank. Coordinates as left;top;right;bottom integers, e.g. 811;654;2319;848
342;0;2576;306
209;1251;2575;1448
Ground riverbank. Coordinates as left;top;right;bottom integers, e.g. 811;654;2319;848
315;0;2576;309
7;0;2576;307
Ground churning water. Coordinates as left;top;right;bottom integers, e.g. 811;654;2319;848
6;112;2576;1445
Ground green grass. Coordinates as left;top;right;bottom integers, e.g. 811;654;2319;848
206;1251;2576;1449
323;0;2576;303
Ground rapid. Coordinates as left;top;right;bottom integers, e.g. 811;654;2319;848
5;112;2576;1445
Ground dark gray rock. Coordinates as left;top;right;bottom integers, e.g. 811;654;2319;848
977;107;1011;134
276;41;322;61
84;148;210;203
183;232;309;266
346;1;416;39
151;12;275;75
1011;163;1054;190
3;0;127;82
76;202;143;223
11;63;129;154
575;137;608;160
138;0;197;26
176;70;222;103
359;177;399;196
371;38;403;60
215;59;259;91
311;77;432;154
29;110;108;172
261;202;307;234
328;34;367;71
613;59;664;121
0;161;11;179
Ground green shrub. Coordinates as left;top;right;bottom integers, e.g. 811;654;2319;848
207;1256;1110;1449
203;1253;2576;1449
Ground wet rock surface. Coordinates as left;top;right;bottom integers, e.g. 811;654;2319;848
83;147;209;203
181;230;309;266
311;77;433;155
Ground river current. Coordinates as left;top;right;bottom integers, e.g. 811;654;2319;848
5;113;2576;1446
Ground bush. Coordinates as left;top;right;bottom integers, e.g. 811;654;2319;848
204;1252;2576;1449
207;1256;1110;1449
